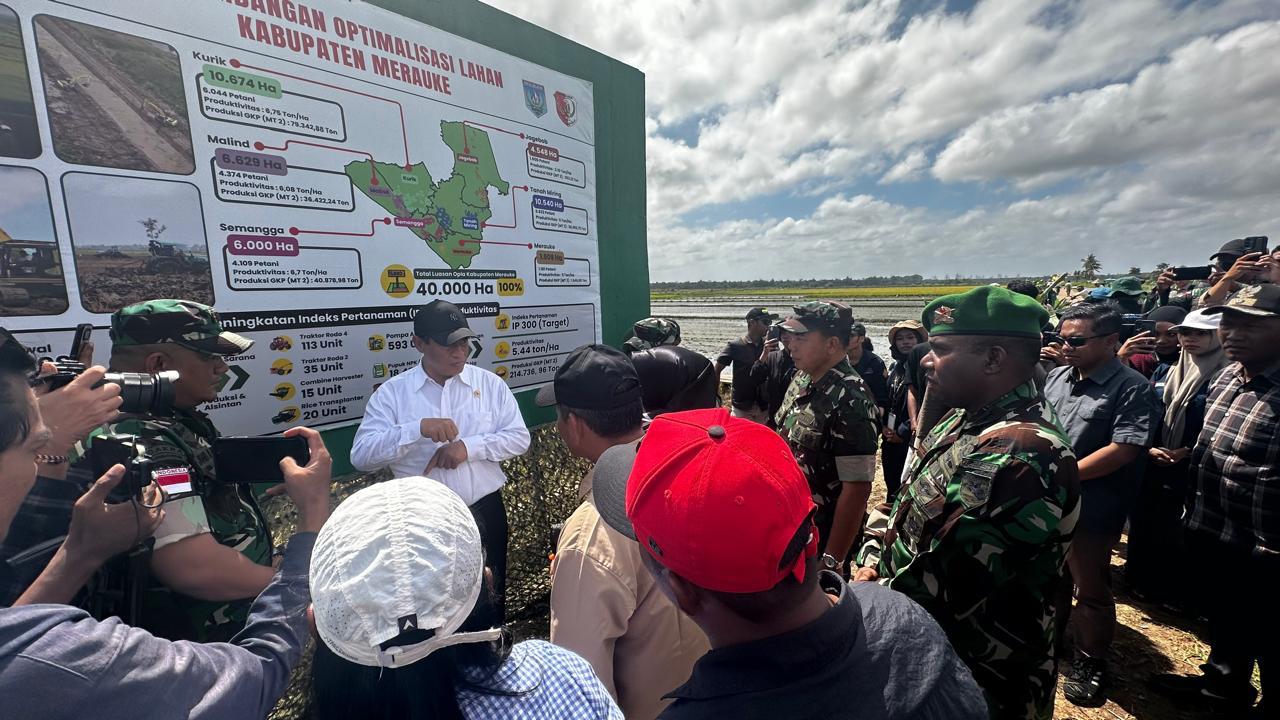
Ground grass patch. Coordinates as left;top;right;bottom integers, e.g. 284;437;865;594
651;284;980;300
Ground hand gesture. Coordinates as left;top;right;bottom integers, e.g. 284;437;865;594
63;465;165;566
759;337;779;361
853;566;879;582
1224;252;1266;283
420;418;459;443
1040;343;1067;367
425;440;468;475
39;366;123;453
1155;270;1176;292
266;426;333;533
1150;446;1190;466
1118;331;1156;360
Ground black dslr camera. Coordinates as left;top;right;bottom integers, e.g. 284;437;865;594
91;430;186;499
41;359;179;416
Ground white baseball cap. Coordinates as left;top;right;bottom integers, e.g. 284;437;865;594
309;477;501;668
1173;308;1222;332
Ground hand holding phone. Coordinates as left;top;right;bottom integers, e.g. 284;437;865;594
1170;266;1212;282
213;435;311;484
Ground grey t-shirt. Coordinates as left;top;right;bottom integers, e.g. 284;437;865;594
1044;358;1158;534
0;533;315;720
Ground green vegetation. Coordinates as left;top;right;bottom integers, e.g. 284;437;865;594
652;284;980;300
0;9;33;103
346;121;509;270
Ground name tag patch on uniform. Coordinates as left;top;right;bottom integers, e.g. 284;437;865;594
957;459;999;508
154;467;193;495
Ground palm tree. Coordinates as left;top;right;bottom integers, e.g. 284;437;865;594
1127;266;1142;276
1080;253;1102;279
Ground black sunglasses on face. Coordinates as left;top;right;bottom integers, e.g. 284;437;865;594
1060;335;1104;348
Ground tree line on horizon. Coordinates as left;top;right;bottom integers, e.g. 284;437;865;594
650;256;1167;291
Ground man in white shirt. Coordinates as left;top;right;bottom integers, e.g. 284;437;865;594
351;300;530;615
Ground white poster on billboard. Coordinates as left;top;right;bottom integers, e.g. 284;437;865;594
0;0;598;434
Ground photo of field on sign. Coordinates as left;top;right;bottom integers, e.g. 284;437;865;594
63;173;212;313
35;15;193;174
0;165;67;316
0;5;40;159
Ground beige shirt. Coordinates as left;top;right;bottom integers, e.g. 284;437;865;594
550;467;709;720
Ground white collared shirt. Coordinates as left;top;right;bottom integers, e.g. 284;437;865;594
350;362;531;505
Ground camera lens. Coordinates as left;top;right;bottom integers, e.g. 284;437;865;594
100;370;178;415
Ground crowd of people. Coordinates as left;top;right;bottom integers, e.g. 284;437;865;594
0;236;1274;719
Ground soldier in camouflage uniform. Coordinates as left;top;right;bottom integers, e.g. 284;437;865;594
856;286;1081;720
88;299;271;642
622;317;681;354
775;302;880;576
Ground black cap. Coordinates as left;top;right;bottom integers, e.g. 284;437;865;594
413;300;476;345
535;344;642;409
745;307;777;322
1211;238;1248;261
592;439;642;539
850;322;867;337
1203;283;1280;318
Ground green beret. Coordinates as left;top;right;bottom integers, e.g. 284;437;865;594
922;286;1049;339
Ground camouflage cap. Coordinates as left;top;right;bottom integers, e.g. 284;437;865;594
1107;275;1145;296
1203;283;1280;318
779;301;852;335
922;285;1049;339
624;317;681;353
110;299;253;355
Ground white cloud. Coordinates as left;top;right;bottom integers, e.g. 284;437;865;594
483;0;1280;279
880;149;928;184
933;21;1280;184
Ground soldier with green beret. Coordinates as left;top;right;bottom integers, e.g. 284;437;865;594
856;285;1082;720
622;317;681;354
775;301;880;577
92;299;271;642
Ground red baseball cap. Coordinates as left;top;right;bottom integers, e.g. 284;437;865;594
622;408;818;594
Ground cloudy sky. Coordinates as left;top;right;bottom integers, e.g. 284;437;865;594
484;0;1280;282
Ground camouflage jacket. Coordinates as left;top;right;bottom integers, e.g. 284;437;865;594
776;358;880;505
859;381;1080;720
90;409;273;642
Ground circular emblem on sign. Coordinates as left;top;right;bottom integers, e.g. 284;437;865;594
380;264;412;299
269;382;295;401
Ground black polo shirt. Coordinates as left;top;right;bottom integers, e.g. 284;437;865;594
1044;357;1157;534
717;336;765;408
660;572;987;720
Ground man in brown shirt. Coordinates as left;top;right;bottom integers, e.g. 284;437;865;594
537;344;709;719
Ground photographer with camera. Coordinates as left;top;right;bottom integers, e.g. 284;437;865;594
86;299;276;642
2;327;337;718
1;327;164;605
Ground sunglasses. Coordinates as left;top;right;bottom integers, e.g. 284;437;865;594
1059;334;1105;348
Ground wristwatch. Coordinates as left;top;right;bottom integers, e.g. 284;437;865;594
821;553;840;570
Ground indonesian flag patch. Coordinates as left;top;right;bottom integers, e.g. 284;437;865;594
153;467;193;495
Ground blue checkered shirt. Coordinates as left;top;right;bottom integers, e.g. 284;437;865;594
458;640;622;718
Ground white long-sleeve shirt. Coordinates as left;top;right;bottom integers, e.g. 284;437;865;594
350;362;531;504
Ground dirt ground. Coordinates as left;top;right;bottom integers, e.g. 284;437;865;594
75;255;214;312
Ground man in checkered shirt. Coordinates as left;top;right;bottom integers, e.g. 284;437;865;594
1151;283;1280;716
